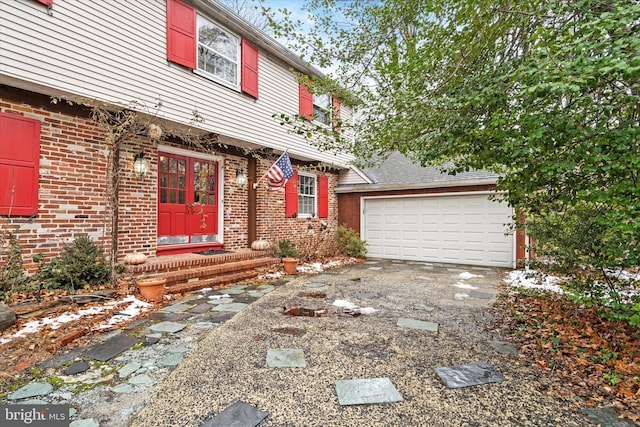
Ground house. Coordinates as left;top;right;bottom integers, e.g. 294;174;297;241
337;151;525;268
0;0;352;278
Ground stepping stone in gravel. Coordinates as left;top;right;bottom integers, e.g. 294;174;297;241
128;374;154;387
158;353;183;367
434;362;505;389
169;347;190;354
38;347;87;369
148;321;187;334
487;340;518;355
202;400;269;427
83;334;140;362
585;406;639;427
413;304;435;312
266;348;307;368
207;297;234;305
70;418;99;427
213;303;248;312
112;383;134;394
304;282;326;288
9;382;54;400
469;291;493;300
144;336;162;346
124;318;150;330
334;378;403;406
189;303;214;314
160;303;194;313
397;318;439;332
353;292;377;299
65;360;90;375
118;361;142;378
148;312;193;321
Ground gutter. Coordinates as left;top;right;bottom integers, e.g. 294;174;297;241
334;178;498;193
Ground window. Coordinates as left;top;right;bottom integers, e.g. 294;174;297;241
313;94;331;126
0;113;40;216
298;173;317;217
197;15;240;87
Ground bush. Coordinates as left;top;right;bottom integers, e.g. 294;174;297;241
0;232;31;296
277;240;298;259
336;225;367;257
36;235;110;291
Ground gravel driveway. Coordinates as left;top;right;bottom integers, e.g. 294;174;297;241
131;259;591;426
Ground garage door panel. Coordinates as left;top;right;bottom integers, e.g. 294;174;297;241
363;194;514;267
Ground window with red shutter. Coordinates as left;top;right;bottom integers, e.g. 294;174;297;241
0;113;40;216
299;83;313;120
285;171;299;218
166;0;196;69
241;39;259;98
318;175;329;218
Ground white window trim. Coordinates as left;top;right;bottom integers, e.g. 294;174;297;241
297;172;318;218
196;14;241;91
312;94;331;128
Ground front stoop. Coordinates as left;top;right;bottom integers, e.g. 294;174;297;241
125;249;279;294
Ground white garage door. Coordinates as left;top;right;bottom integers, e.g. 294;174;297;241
362;193;514;267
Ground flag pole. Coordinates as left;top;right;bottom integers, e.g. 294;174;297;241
253;149;288;190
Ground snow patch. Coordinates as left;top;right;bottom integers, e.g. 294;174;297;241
504;270;565;294
458;272;483;280
332;299;376;315
453;282;479;290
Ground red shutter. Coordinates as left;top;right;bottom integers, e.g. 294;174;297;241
166;0;196;69
285;171;298;218
241;39;259;98
332;97;341;134
318;175;329;218
35;0;52;7
0;113;40;216
299;82;313;120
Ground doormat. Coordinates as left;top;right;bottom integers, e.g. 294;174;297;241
194;249;231;256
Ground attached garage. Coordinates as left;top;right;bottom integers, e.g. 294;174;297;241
337;151;523;268
362;193;515;267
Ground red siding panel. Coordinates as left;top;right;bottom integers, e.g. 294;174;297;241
318;175;329;218
241;39;259;98
332;97;341;134
299;83;313;120
0;112;40;216
166;0;196;69
285;171;298;218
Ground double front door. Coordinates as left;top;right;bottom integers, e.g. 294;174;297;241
157;152;218;248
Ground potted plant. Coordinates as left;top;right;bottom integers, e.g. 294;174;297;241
136;276;166;302
277;240;299;275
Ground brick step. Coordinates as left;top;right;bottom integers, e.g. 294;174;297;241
137;256;279;293
165;269;262;294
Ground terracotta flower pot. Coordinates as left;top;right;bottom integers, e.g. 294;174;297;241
136;277;166;302
282;257;299;275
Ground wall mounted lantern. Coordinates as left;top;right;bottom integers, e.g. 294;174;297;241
133;152;150;178
236;167;248;189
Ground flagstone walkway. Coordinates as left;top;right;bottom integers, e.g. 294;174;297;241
3;259;616;426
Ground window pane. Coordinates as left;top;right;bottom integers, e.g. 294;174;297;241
160;173;168;188
170;190;176;204
178;175;186;189
178;190;186;204
160;156;168;171
197;15;239;85
160;189;167;203
170;174;177;188
169;158;177;173
178;159;186;174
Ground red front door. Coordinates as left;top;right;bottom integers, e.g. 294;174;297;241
157;152;219;252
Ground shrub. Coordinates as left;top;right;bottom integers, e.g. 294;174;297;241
0;232;31;296
336;225;367;257
36;235;110;291
277;240;298;259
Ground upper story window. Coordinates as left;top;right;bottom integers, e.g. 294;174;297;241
313;94;331;126
197;15;240;88
298;173;317;217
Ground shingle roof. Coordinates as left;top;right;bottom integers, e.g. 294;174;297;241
361;151;499;185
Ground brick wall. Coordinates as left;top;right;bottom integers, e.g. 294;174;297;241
0;90;341;272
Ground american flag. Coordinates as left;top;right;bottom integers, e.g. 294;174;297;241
266;152;294;191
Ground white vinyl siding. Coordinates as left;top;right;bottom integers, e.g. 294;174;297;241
0;0;354;167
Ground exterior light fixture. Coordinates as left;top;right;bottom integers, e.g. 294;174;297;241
133;152;150;178
236;167;248;189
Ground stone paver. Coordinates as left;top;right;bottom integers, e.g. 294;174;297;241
159;303;194;313
488;340;518;355
129;374;154;387
83;334;140;362
8;382;53;400
157;353;183;367
148;321;187;334
213;303;248;312
396;318;439;332
65;360;90;375
208;297;235;304
202;401;269;427
334;378;403;405
435;362;506;389
266;348;307;368
118;362;142;378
